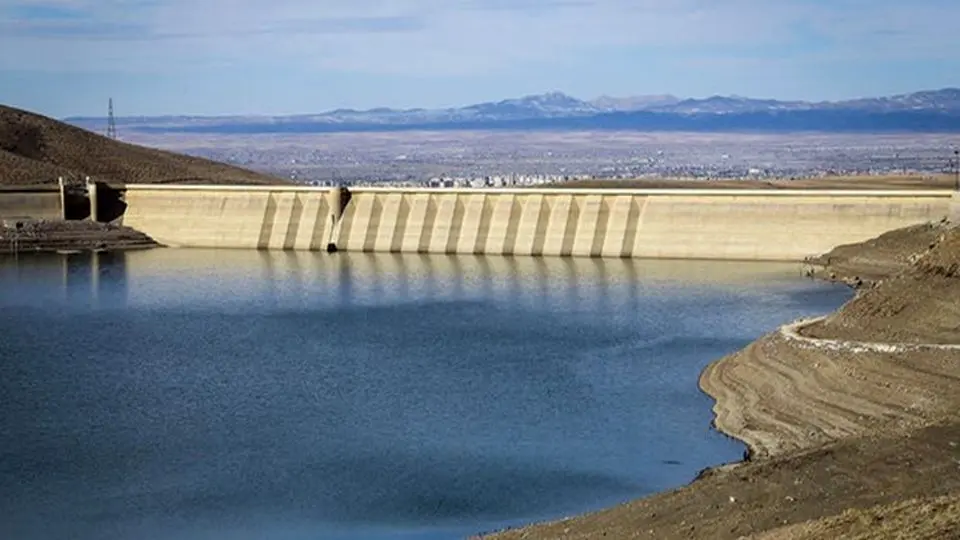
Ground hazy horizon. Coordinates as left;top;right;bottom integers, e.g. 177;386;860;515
3;1;960;118
49;86;960;120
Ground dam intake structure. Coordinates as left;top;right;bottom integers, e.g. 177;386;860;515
115;184;959;261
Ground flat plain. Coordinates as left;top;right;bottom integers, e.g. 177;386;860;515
115;130;960;184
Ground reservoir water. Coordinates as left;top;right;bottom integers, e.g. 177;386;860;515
0;249;851;540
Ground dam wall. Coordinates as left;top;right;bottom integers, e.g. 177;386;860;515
122;185;335;250
0;185;63;221
121;185;953;261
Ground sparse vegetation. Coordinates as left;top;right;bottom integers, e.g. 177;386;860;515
0;105;289;186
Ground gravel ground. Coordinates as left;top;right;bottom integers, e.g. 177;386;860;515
0;219;159;253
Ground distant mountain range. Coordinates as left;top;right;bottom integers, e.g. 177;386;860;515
65;88;960;134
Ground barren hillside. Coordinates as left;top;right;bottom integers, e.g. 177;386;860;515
805;221;948;282
805;222;960;343
0;105;289;186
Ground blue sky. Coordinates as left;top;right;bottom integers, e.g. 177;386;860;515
2;0;959;117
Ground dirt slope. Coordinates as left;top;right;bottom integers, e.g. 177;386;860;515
0;105;288;186
751;494;960;540
805;221;948;284
805;223;960;344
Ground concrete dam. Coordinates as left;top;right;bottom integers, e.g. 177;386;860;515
117;184;957;261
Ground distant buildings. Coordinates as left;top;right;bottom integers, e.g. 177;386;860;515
154;131;956;187
421;174;590;188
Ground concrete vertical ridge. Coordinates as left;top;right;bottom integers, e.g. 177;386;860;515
542;194;571;256
571;194;603;257
419;195;438;253
282;193;304;249
340;194;373;251
294;195;325;250
362;195;383;252
429;194;457;253
445;195;467;254
590;195;612;257
401;193;432;252
530;195;551;256
486;194;518;255
391;195;411;252
514;194;544;256
375;193;404;252
457;194;488;254
257;192;277;249
474;194;495;254
630;196;651;258
501;195;523;255
267;191;295;249
601;195;636;258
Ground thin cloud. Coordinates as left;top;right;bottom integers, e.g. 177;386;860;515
0;15;423;41
1;0;958;75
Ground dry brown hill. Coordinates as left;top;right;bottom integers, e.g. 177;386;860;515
0;105;289;186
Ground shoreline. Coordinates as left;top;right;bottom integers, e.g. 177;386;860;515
484;219;960;539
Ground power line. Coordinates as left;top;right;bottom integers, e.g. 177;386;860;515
106;98;117;140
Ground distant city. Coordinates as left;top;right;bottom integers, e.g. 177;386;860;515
116;130;959;188
64;87;960;187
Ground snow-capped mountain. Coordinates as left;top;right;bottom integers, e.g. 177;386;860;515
64;88;960;134
459;91;601;119
590;94;681;112
827;88;960;112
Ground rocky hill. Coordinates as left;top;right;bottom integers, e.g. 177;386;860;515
0;105;288;186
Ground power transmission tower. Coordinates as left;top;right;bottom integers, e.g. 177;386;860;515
106;98;117;140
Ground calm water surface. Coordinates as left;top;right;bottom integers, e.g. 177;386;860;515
0;250;851;540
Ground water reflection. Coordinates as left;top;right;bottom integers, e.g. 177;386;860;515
1;249;814;316
0;251;129;308
0;248;849;540
113;248;804;282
